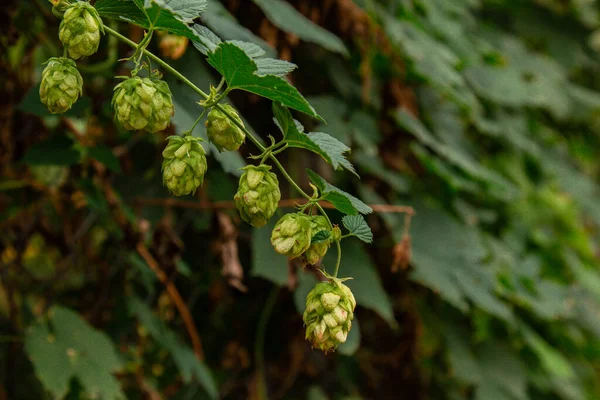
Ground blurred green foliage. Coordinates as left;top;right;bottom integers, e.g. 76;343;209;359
1;0;600;399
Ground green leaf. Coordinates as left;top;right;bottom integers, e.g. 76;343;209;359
149;0;207;23
521;324;575;379
306;169;372;215
342;215;373;243
128;298;218;398
191;24;222;55
311;230;331;244
207;42;321;119
251;213;288;286
88;145;121;173
225;40;296;76
22;136;81;166
25;306;124;400
273;104;356;175
202;1;276;57
252;0;348;56
95;0;149;26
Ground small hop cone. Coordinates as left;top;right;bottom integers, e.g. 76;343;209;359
205;105;246;152
158;32;189;60
112;76;174;133
302;216;332;265
59;2;104;59
39;57;83;114
162;135;207;196
234;165;281;227
270;213;312;258
303;279;356;353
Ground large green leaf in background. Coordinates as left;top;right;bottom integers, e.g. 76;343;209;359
128;298;218;399
25;307;124;399
252;0;348;56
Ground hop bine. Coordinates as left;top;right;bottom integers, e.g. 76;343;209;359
59;1;104;59
205;105;246;152
112;76;174;133
234;165;281;227
270;213;312;258
304;278;356;353
162;135;207;196
39;57;83;114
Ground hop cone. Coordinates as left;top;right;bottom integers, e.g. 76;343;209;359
234;165;281;228
303;279;356;353
39;57;83;114
112;76;174;133
205;105;246;152
271;213;312;258
59;2;104;59
162;135;207;196
302;216;332;265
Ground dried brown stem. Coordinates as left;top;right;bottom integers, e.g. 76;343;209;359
136;243;205;360
133;197;415;215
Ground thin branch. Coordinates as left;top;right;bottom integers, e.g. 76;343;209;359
133;197;415;215
136;243;205;361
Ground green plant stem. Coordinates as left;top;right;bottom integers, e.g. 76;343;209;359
333;240;342;278
256;286;279;400
314;202;342;276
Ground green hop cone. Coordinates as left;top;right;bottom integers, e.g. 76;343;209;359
303;279;356;353
270;213;312;258
39;57;83;114
162;135;207;196
112;76;174;133
302;216;332;265
205;105;246;152
234;165;281;228
59;1;104;59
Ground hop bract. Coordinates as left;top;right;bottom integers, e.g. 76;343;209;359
304;279;356;353
302;215;332;265
234;165;281;227
39;57;83;114
205;105;246;152
162;135;207;196
112;76;174;133
59;2;104;59
270;213;312;258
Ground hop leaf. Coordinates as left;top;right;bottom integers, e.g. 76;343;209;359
112;76;174;133
270;212;312;258
205;105;246;152
302;215;332;265
303;278;356;353
162;135;207;196
234;165;281;227
59;2;104;59
39;57;83;114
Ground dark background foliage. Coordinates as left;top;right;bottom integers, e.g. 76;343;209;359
1;0;600;399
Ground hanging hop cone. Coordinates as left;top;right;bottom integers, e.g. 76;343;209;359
162;135;207;196
270;213;312;258
39;57;83;114
112;76;174;133
303;279;356;353
59;1;104;59
158;32;189;60
234;165;281;228
205;105;246;152
301;216;332;265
